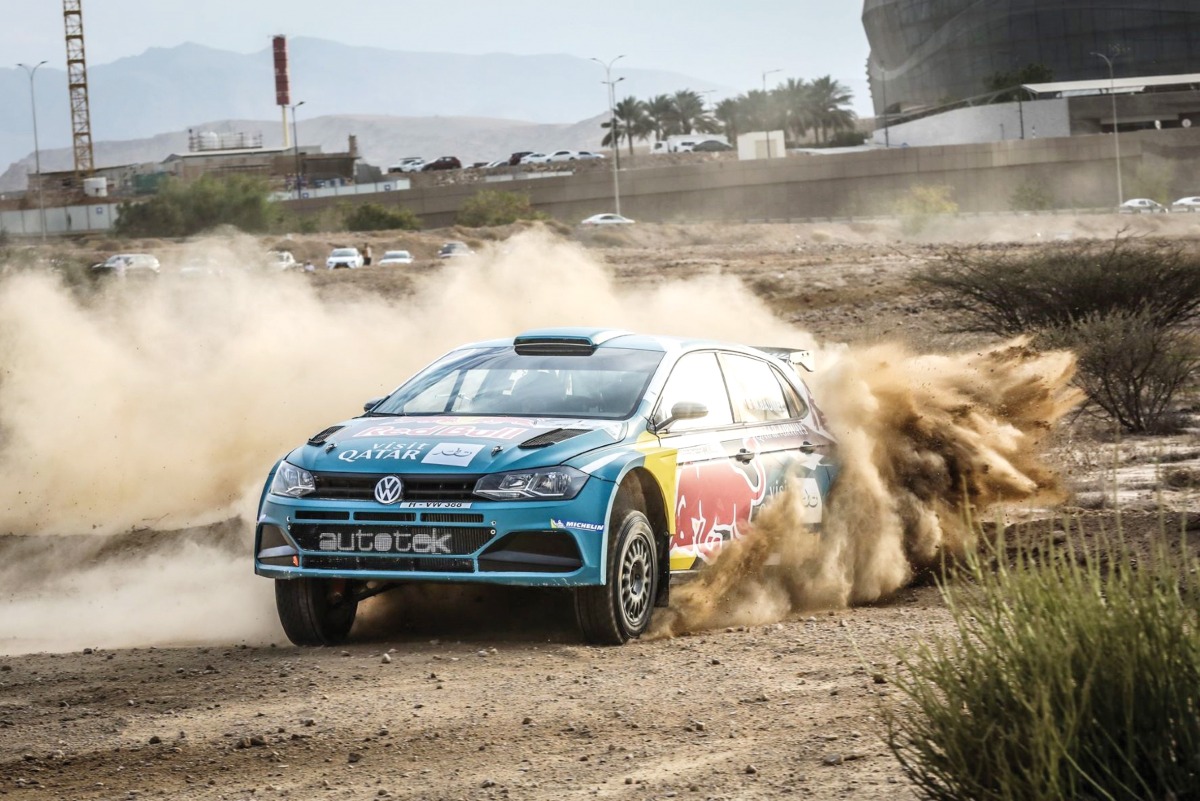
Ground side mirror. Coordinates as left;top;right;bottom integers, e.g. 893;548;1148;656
363;397;384;413
654;401;708;433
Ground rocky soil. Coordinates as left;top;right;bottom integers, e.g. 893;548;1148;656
1;216;1197;800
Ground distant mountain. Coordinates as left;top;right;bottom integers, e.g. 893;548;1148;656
0;39;727;184
0;113;614;192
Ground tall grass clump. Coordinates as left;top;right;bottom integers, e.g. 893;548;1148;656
887;526;1200;801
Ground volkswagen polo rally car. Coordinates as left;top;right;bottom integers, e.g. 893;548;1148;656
256;329;838;645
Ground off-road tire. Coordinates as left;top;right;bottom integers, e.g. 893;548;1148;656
275;578;358;646
575;510;658;645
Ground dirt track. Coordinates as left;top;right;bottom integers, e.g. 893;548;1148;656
1;217;1198;800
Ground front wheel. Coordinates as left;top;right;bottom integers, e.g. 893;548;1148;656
575;510;658;645
275;578;358;646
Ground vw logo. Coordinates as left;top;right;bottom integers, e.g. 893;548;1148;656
373;476;404;505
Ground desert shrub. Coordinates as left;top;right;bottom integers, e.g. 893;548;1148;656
914;238;1200;335
888;527;1200;801
895;185;958;234
456;190;546;227
1038;310;1199;433
1010;180;1054;211
344;202;421;232
114;174;272;237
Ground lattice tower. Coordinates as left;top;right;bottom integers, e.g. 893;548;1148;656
62;0;94;176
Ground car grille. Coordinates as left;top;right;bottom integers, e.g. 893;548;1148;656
289;524;494;555
310;472;480;502
302;555;475;573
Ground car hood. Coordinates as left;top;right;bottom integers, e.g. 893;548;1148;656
286;415;631;474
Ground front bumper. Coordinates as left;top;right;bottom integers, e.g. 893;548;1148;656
254;477;615;587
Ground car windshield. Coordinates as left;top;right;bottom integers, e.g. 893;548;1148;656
331;249;356;257
372;345;664;419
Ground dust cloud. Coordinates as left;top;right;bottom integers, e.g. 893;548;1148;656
0;228;797;654
654;339;1083;636
0;226;1081;652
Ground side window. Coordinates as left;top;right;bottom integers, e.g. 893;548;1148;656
771;366;810;419
655;352;734;431
719;354;791;423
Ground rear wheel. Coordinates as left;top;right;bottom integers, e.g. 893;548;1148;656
275;578;358;646
575;510;658;645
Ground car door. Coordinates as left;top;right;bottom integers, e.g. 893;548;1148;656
654;351;767;571
717;352;836;530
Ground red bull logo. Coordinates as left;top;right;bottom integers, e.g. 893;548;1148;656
672;438;767;563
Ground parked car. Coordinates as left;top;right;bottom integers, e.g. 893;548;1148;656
508;151;534;166
1171;196;1200;211
519;153;551;165
484;159;510;169
90;253;161;277
326;247;364;269
577;150;606;159
421;156;462;171
547;150;585;162
254;328;837;645
437;241;473;259
387;157;425;173
581;213;635;225
269;250;297;271
378;250;414;266
1119;198;1167;214
691;140;734;152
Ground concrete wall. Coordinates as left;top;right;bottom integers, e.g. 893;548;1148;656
291;127;1200;226
871;99;1071;147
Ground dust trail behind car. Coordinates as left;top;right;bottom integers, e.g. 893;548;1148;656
653;339;1083;636
0;229;801;654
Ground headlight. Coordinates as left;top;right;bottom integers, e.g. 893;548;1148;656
270;461;316;498
474;466;588;501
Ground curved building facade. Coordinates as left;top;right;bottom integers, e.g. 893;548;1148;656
864;0;1200;117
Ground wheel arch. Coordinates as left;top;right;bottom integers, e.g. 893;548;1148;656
610;466;672;607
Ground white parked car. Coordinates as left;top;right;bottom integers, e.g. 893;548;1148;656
326;247;364;269
378;249;414;266
484;159;509;169
388;157;425;173
577;151;606;159
1171;196;1200;212
581;213;636;225
520;153;551;164
90;253;161;276
547;150;585;162
1119;198;1167;214
269;250;297;271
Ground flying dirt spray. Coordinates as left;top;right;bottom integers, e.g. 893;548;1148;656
654;339;1083;635
0;229;1080;652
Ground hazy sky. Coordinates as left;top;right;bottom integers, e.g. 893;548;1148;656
5;0;874;113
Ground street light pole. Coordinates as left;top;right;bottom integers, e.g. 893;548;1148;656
590;55;625;215
17;61;48;241
289;100;305;200
762;68;782;159
1092;52;1123;206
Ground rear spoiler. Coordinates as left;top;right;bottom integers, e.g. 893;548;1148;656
755;346;816;373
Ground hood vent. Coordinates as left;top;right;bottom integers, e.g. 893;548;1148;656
518;428;589;449
307;425;345;446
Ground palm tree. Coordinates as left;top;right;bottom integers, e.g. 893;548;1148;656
644;94;675;140
713;97;742;141
667;89;713;135
614;96;650;157
774;77;812;144
806;75;856;144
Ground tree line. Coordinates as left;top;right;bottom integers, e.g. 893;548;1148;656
600;75;858;153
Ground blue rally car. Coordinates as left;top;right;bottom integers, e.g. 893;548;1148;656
256;328;838;645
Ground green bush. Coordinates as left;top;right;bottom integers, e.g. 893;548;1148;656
1010;180;1054;211
344;202;422;232
895;185;958;234
888;526;1200;801
456;190;546;228
114;174;272;237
